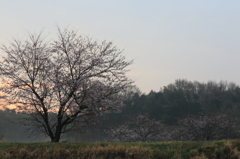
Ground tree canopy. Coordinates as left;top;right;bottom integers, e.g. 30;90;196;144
0;27;133;142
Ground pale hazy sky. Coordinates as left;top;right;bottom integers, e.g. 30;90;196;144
1;1;240;93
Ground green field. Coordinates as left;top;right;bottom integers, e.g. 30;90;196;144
0;140;240;159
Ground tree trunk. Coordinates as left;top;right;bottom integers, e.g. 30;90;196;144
52;135;61;142
51;126;62;142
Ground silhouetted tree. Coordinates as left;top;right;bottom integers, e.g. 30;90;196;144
0;27;133;142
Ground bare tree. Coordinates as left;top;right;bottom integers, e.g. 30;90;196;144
0;27;133;142
177;113;239;141
106;114;167;142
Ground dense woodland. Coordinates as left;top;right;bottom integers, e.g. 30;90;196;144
1;79;240;142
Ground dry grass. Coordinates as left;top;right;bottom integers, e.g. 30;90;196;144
0;143;152;159
2;140;240;159
191;154;208;159
189;140;240;159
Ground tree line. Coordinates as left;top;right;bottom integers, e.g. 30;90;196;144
1;79;240;142
103;79;240;142
111;79;240;125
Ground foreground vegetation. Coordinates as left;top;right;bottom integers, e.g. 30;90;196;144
1;140;240;159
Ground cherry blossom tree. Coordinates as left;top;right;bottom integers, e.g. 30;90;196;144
105;124;133;142
0;27;133;142
177;113;239;141
106;114;167;142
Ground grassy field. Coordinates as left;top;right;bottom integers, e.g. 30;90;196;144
0;140;240;159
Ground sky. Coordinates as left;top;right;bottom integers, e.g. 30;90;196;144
1;0;240;93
